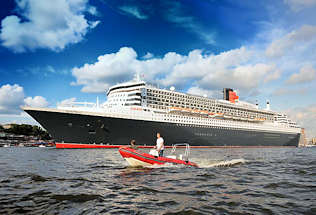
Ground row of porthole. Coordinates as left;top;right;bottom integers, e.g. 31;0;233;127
147;98;216;107
156;117;245;126
195;133;217;137
170;122;278;133
162;118;255;127
174;123;247;130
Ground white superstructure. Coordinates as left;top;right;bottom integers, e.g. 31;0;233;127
57;79;300;135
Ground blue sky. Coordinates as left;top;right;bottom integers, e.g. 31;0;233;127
0;0;316;137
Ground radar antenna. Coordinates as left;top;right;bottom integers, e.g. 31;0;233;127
134;72;141;82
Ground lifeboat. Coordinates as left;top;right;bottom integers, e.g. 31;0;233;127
131;107;142;111
256;118;265;122
170;107;189;113
200;110;209;115
181;108;190;112
208;112;215;118
223;115;232;119
215;113;224;118
169;107;180;111
118;144;198;168
192;109;200;114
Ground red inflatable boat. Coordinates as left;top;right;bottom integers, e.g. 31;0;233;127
118;144;199;168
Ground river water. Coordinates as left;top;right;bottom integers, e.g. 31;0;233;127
0;146;315;214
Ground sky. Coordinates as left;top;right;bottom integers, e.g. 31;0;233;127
0;0;316;138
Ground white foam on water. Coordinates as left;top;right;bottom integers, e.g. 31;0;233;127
197;158;246;168
150;163;183;169
128;159;246;169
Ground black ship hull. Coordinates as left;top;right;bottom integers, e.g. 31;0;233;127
25;109;300;147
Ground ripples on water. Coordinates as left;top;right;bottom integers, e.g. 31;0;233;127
0;147;315;214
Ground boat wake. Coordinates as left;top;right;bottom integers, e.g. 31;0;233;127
150;163;185;168
197;158;246;168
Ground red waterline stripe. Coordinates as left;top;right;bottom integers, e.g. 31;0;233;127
55;143;297;149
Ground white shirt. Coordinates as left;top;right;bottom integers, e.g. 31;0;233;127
156;137;164;150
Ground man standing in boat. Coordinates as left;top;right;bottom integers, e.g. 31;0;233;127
155;133;164;157
130;139;138;150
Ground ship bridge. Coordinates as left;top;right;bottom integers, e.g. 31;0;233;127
106;81;147;108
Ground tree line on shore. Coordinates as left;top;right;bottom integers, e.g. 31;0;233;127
0;124;51;140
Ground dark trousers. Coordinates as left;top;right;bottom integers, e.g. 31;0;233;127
159;150;164;157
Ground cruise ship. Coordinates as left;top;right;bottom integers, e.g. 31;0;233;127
23;77;301;148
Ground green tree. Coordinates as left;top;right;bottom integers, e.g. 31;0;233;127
40;132;51;140
31;125;51;140
32;126;42;136
0;125;4;131
8;124;32;135
4;124;51;140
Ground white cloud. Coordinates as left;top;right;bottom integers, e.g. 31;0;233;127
0;0;99;52
142;52;154;59
72;47;139;93
24;96;49;108
265;25;316;58
87;5;99;16
0;112;40;126
286;104;316;138
24;65;70;76
119;5;148;20
166;13;215;45
0;84;48;115
286;64;316;84
164;1;216;45
187;86;215;98
264;68;282;83
157;47;277;93
196;63;276;94
57;97;77;106
256;24;316;104
71;46;279;95
71;47;186;93
272;87;307;96
89;20;100;29
0;84;24;114
284;0;316;12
